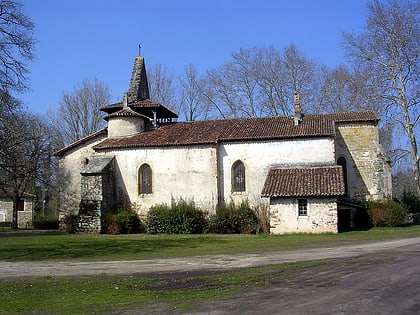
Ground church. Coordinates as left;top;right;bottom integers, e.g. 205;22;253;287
54;55;392;234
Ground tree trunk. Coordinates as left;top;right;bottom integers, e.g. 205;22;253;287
12;196;19;229
401;90;420;196
406;118;420;196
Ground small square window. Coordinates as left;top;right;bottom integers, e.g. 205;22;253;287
298;199;308;216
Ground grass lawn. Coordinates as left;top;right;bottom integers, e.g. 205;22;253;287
0;260;329;314
1;225;420;262
0;226;419;314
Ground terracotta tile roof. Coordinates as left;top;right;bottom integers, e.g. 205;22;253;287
0;187;35;199
104;108;150;121
261;166;345;197
100;101;122;112
93;110;378;150
100;99;178;118
53;128;108;156
328;110;379;123
132;99;165;108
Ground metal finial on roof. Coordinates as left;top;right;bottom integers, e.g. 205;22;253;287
138;44;141;56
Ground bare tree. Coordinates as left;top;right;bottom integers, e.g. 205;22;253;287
319;65;381;114
58;78;110;145
197;70;225;119
254;45;287;116
280;44;321;114
343;0;420;194
0;110;52;228
179;64;209;121
201;45;322;119
0;0;35;94
147;64;178;113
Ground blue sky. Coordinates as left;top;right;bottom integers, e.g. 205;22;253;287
20;0;369;114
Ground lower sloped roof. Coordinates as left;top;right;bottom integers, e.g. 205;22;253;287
261;166;345;197
0;187;35;199
81;156;114;175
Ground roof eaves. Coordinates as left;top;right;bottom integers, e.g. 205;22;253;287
94;139;216;151
53;128;108;157
261;166;345;198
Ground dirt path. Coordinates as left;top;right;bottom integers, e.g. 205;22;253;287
1;237;419;280
185;242;420;315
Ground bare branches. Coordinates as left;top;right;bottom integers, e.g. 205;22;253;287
147;64;177;113
0;0;35;94
179;64;210;121
0;108;54;228
57;78;110;145
343;0;420;194
198;45;322;119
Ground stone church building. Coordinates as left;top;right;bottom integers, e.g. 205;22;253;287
54;55;392;234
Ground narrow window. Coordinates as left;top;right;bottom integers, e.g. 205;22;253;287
139;164;152;194
298;199;308;216
18;200;25;211
337;157;348;196
232;160;246;192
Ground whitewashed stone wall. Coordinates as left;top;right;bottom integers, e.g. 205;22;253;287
270;197;338;234
108;117;145;138
60;136;336;221
108;144;219;216
58;133;107;225
219;138;335;207
103;137;335;216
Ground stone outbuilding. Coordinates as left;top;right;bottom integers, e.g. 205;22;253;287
0;188;34;229
262;166;345;234
54;55;392;234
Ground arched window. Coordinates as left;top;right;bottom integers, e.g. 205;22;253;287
337;157;348;196
232;160;246;192
139;164;152;194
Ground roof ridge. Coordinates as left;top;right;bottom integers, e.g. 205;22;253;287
53;127;108;156
104;107;151;120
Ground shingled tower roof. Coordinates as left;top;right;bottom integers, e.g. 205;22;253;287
127;56;150;103
100;55;178;123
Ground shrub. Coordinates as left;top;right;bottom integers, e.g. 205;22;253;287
103;204;145;234
33;211;59;230
146;198;207;234
207;204;233;234
207;200;259;234
401;190;420;224
62;214;78;234
401;190;420;214
33;220;59;230
106;215;121;235
116;208;143;234
253;202;270;234
146;204;168;234
366;200;408;227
